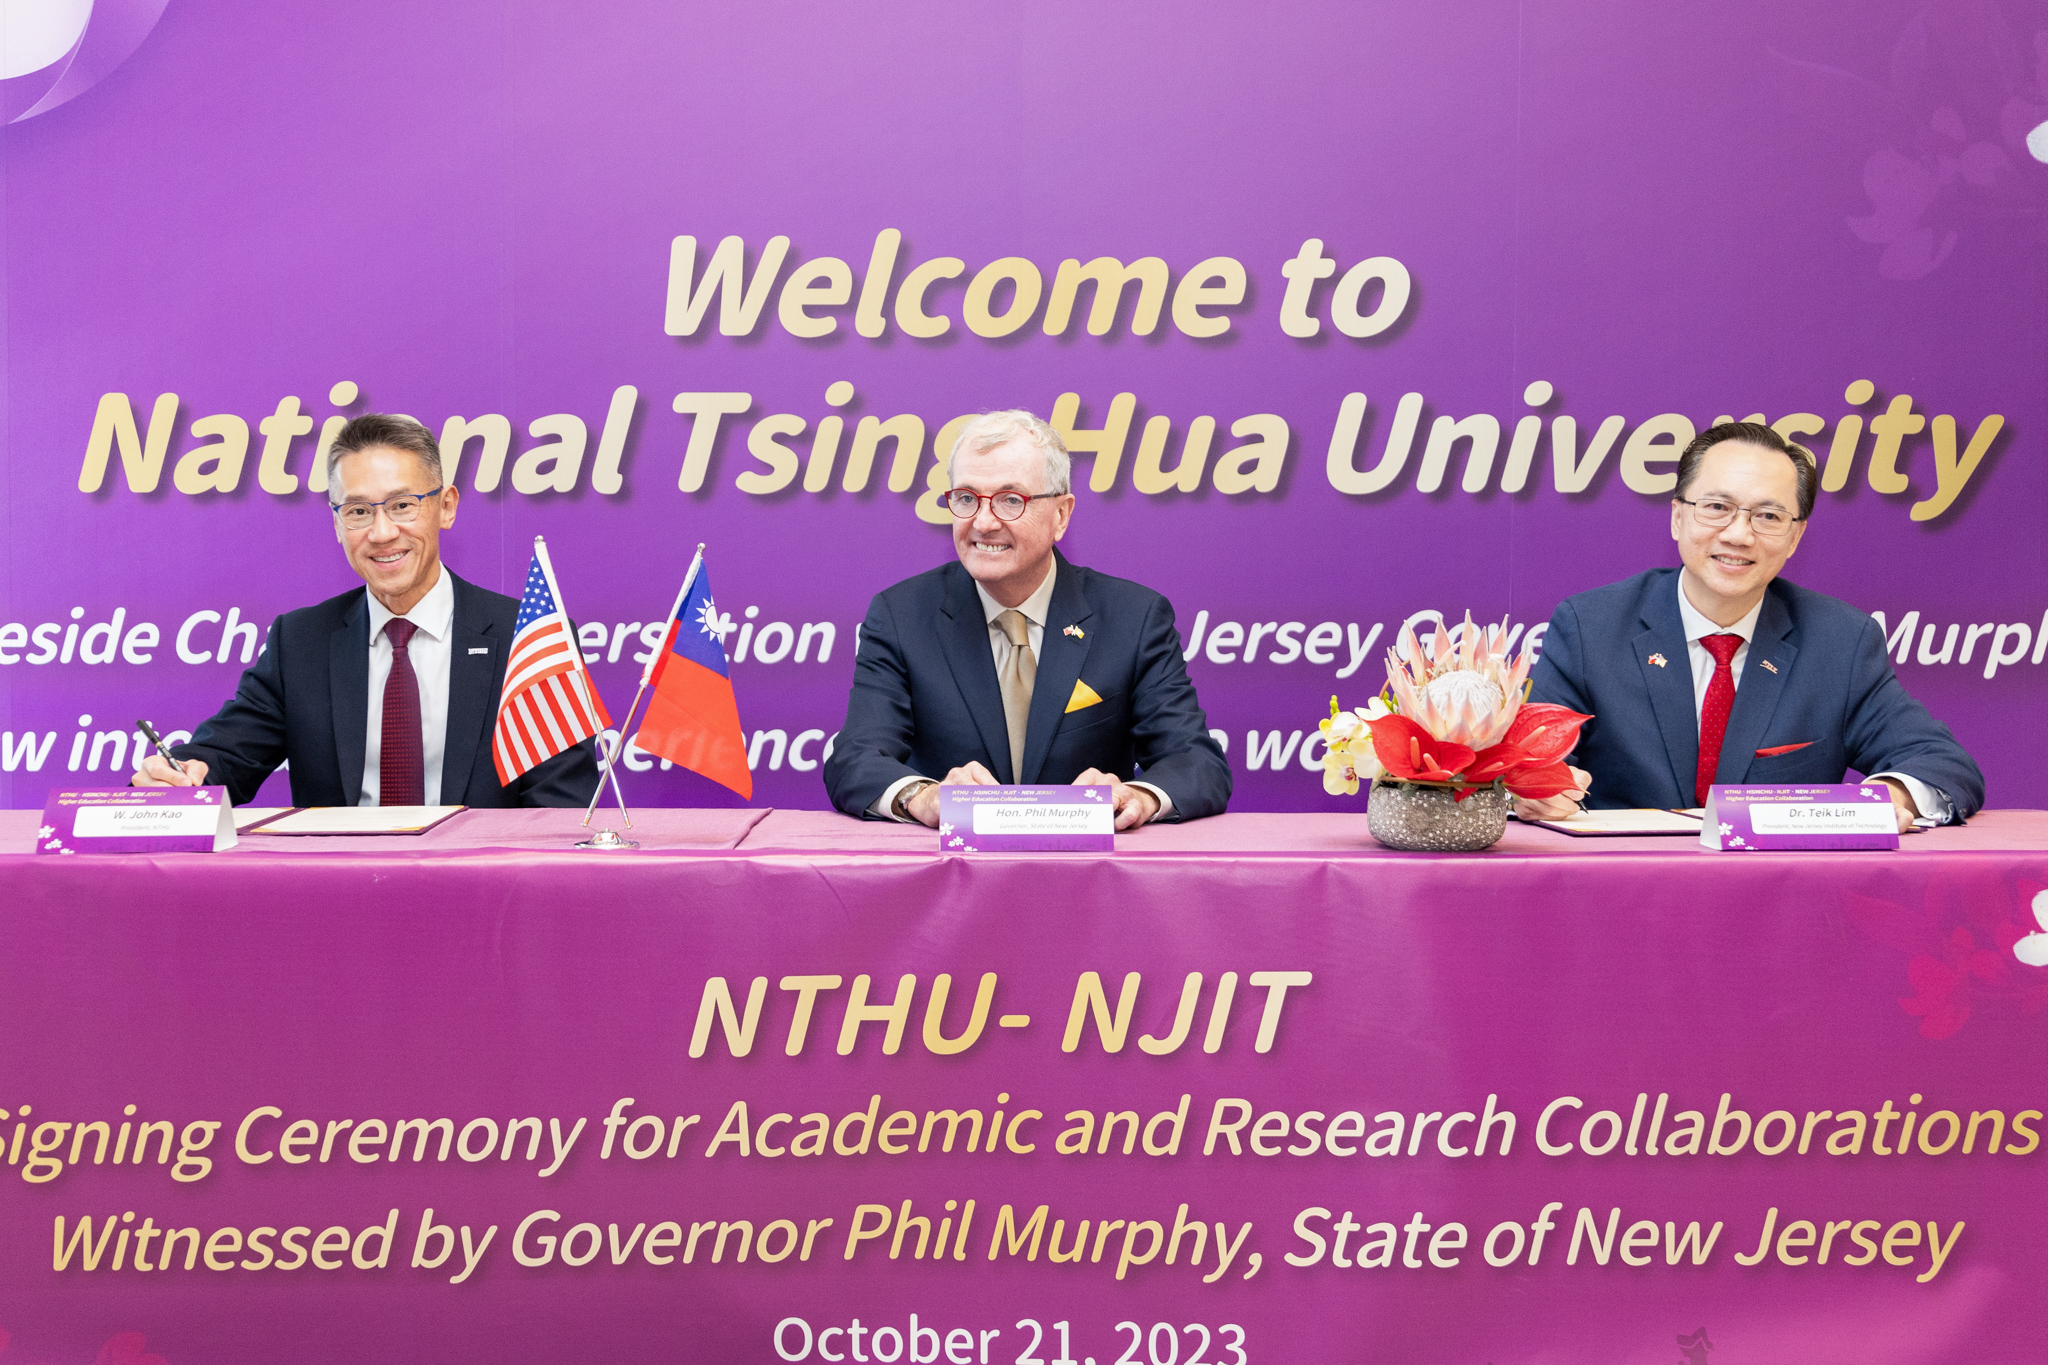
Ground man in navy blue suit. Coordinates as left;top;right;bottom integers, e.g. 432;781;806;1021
1524;421;1981;830
131;414;598;808
824;410;1230;828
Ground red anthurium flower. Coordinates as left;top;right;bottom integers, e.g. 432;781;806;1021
1463;742;1526;785
1503;760;1576;799
1498;704;1592;767
1367;713;1475;783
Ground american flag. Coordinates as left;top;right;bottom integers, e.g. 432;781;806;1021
492;539;611;784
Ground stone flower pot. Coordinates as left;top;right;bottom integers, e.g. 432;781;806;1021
1366;778;1507;851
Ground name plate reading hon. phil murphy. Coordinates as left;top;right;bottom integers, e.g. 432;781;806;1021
937;784;1115;853
36;787;238;855
1701;783;1899;852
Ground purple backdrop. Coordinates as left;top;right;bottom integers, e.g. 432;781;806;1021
3;0;2044;813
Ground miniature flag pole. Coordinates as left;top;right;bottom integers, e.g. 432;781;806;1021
581;543;704;826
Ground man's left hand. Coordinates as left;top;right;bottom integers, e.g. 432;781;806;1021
1073;768;1160;831
1875;777;1922;834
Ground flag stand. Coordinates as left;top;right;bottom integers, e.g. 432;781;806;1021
575;730;641;850
575;543;706;851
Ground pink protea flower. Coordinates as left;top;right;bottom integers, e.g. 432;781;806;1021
1384;613;1534;751
1322;611;1590;800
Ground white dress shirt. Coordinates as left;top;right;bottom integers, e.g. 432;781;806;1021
874;560;1173;820
1675;577;1947;821
361;567;454;806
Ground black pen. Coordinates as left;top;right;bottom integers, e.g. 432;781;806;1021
135;718;187;777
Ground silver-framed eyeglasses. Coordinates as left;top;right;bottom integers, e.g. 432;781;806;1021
331;488;443;531
945;488;1060;522
1675;497;1802;539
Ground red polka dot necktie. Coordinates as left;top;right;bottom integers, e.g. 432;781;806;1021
379;618;425;807
1694;633;1744;807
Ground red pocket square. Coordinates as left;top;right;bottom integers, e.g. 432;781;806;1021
1756;741;1814;757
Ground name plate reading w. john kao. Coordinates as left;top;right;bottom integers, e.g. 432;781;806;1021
1702;784;1899;852
938;785;1115;853
36;787;238;855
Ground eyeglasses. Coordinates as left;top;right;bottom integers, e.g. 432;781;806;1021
945;488;1061;522
331;488;443;531
1676;497;1803;539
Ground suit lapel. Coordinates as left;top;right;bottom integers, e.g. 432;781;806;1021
1717;589;1797;786
1635;575;1699;804
938;565;1016;782
442;573;500;805
330;592;370;807
1021;558;1095;784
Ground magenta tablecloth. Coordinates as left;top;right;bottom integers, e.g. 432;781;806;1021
4;807;2045;1363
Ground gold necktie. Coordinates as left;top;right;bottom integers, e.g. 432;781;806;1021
995;609;1036;781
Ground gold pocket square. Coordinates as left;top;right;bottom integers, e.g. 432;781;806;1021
1065;680;1104;713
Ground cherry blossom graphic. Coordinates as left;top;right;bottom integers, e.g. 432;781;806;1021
2013;889;2048;965
0;1329;166;1365
93;1335;167;1365
1845;873;2048;1039
1773;7;2048;280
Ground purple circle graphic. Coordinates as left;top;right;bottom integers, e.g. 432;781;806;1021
2;0;170;125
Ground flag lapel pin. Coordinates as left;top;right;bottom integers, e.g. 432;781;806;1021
1648;653;1667;668
1064;624;1085;639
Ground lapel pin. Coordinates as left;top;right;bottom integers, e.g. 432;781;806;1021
1064;624;1085;639
1760;659;1778;674
1648;653;1667;668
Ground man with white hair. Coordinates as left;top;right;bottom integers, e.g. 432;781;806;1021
824;410;1230;828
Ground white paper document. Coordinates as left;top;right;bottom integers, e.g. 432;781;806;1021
248;806;466;836
1534;808;1705;836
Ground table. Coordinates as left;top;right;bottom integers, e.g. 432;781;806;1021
6;808;2045;1363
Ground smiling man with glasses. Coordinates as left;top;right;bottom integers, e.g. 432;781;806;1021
1522;421;1981;830
824;409;1230;829
132;414;598;808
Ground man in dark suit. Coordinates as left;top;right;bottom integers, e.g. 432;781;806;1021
1524;421;1981;830
824;410;1229;828
132;414;598;807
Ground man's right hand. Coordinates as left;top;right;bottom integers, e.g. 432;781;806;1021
906;762;1000;827
1511;765;1592;822
132;754;209;788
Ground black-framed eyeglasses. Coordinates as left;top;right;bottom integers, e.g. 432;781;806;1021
1675;496;1803;539
945;488;1061;522
331;488;444;531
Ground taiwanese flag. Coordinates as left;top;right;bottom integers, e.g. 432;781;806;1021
632;553;752;799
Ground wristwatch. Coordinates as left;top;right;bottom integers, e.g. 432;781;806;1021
894;780;936;821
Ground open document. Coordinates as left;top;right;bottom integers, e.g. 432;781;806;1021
244;806;467;836
1529;808;1704;837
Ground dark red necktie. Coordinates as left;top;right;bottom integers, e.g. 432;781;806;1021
1695;633;1744;806
379;618;424;806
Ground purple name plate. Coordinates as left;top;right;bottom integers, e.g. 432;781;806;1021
36;786;238;855
937;785;1115;853
1701;783;1899;852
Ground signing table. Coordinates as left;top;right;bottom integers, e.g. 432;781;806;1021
5;809;2045;1364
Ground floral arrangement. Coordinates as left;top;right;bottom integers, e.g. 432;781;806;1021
1321;614;1590;801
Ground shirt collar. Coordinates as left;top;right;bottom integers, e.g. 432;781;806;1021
1676;574;1762;646
366;564;455;643
975;558;1058;629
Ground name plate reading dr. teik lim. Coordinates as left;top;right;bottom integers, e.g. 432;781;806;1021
37;787;238;855
1702;784;1899;852
938;785;1115;853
